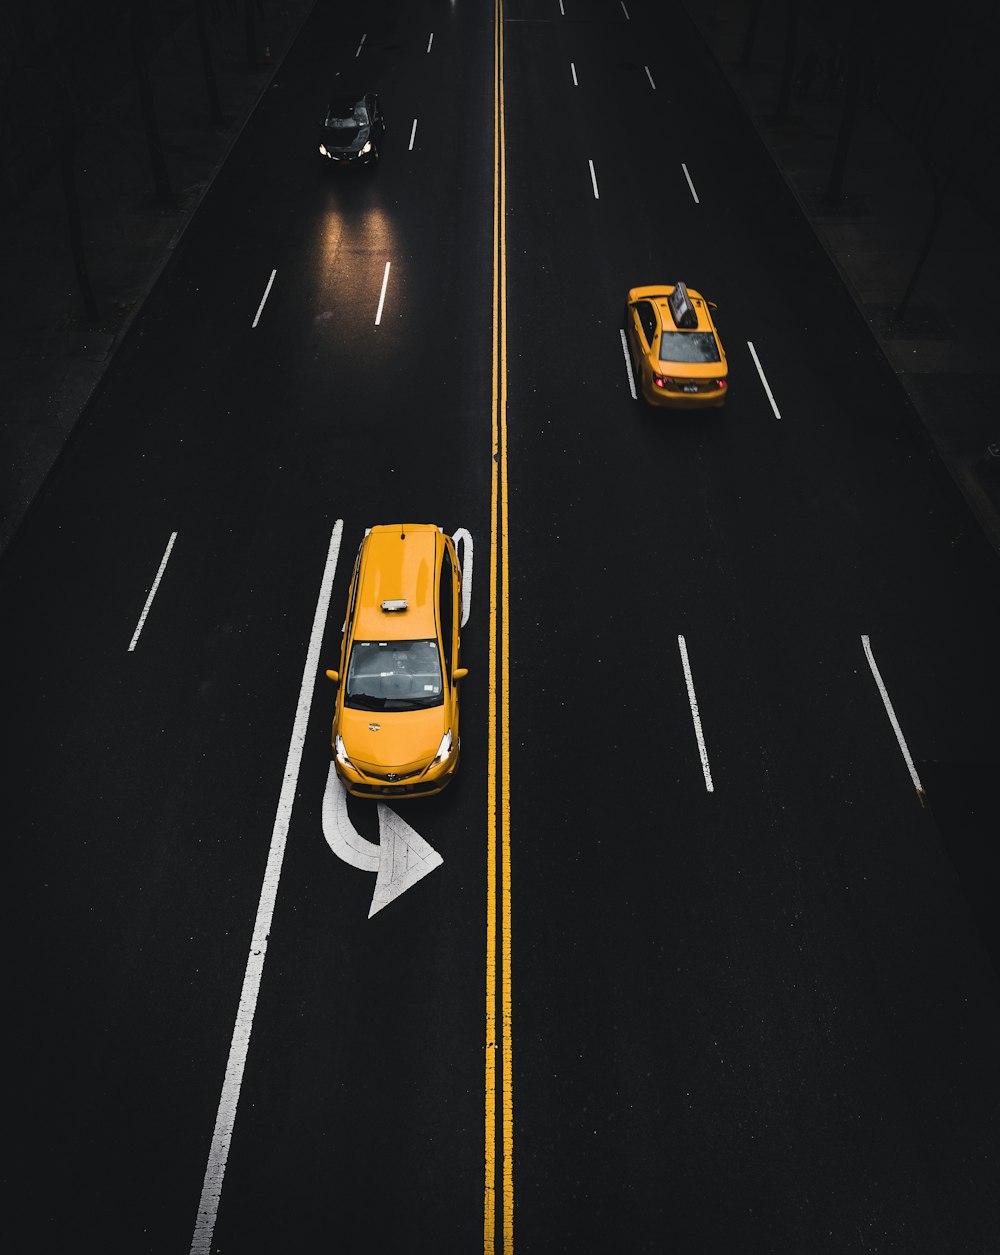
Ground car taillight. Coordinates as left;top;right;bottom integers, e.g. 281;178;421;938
716;379;727;389
654;375;673;388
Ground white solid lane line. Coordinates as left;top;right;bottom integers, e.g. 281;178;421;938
409;118;418;150
251;269;276;328
681;162;700;203
375;262;391;326
589;159;600;199
355;32;366;57
861;635;925;803
619;329;637;399
128;532;177;652
426;31;434;53
678;635;715;793
571;61;578;86
645;65;656;89
747;340;782;419
189;521;345;1255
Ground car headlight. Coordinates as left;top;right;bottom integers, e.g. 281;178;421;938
429;730;453;769
319;143;329;157
359;140;373;155
334;734;354;770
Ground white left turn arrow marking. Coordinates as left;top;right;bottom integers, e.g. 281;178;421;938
322;763;379;871
321;765;443;916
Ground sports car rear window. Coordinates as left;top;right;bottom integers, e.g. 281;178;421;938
658;331;720;363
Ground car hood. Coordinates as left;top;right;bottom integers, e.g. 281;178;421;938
321;123;370;152
340;704;447;774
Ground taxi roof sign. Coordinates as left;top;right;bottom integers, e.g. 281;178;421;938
667;281;698;329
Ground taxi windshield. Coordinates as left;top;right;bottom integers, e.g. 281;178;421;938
658;331;720;363
345;639;443;712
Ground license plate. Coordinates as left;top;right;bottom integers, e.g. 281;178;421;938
682;384;698;393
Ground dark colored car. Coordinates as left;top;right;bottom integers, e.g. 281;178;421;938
318;91;385;168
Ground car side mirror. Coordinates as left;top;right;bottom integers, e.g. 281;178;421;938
325;670;339;683
708;301;718;310
453;667;469;681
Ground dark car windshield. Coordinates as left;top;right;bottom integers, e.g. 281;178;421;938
658;331;720;364
345;639;443;712
324;99;369;127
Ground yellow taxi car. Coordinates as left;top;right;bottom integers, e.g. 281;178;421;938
326;524;466;798
625;281;728;408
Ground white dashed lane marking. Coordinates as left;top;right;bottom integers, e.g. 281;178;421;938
678;635;715;793
251;269;276;328
128;532;177;652
681;162;700;204
861;635;925;804
747;340;782;419
375;262;391;326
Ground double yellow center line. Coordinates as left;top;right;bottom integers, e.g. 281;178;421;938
485;0;513;1250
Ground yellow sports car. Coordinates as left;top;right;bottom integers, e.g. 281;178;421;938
326;524;466;798
625;282;728;408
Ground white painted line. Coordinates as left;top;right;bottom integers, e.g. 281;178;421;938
558;0;565;14
374;261;391;326
645;65;656;89
571;62;578;86
409;118;418;150
588;159;599;199
621;1;631;18
861;635;925;803
355;32;366;57
189;521;344;1255
128;532;177;651
251;268;276;328
619;328;637;399
426;31;434;53
747;340;782;419
453;527;474;627
681;161;700;203
678;635;714;793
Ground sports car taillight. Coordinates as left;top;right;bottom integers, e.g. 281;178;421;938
716;379;727;389
653;375;674;389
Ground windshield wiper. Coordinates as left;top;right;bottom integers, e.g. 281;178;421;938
346;693;385;711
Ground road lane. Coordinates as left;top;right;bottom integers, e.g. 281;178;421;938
502;0;1000;1251
3;1;497;1251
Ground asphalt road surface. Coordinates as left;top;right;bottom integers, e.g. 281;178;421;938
4;1;999;1252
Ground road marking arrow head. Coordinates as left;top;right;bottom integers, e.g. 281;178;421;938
369;805;444;918
323;765;444;915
